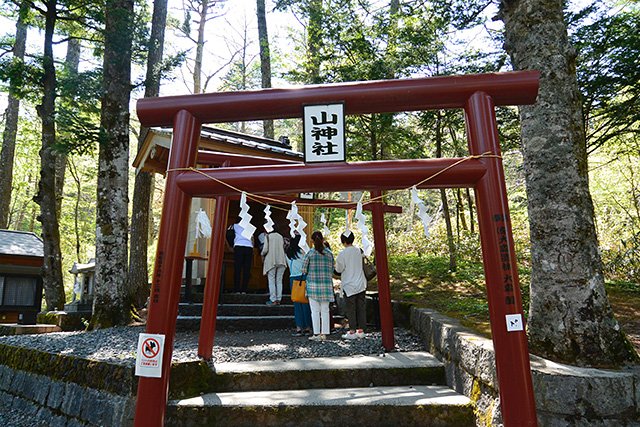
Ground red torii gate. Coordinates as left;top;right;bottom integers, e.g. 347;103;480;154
133;71;539;426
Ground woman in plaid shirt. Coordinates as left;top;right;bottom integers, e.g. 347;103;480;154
302;230;335;341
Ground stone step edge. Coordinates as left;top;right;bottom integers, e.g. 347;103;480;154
213;351;443;374
169;385;471;408
177;315;294;320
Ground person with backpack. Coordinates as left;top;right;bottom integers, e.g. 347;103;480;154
287;234;312;335
261;222;287;305
335;229;367;339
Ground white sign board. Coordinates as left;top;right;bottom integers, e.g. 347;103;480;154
505;314;524;332
135;333;165;378
303;102;346;163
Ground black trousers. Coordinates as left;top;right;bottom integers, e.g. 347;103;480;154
233;246;253;292
344;290;367;331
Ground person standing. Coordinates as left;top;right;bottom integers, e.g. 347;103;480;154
302;230;335;341
262;223;287;305
287;234;311;335
229;216;254;293
335;229;367;339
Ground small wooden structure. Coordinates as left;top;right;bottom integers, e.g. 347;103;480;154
0;230;44;325
133;126;309;293
63;258;95;313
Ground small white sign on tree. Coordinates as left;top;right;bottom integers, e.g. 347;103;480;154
303;102;346;163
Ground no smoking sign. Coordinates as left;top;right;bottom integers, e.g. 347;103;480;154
135;333;165;378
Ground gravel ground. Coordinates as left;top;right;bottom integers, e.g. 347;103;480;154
0;325;425;366
0;326;425;426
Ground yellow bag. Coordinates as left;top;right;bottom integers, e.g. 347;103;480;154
291;278;308;303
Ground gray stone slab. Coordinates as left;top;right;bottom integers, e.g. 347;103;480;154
9;369;25;395
80;389;105;425
33;374;51;405
531;357;636;418
47;380;65;410
21;372;38;400
61;382;84;419
0;365;12;391
214;351;442;374
172;385;470;408
0;390;15;407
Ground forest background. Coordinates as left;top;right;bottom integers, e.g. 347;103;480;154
0;0;639;367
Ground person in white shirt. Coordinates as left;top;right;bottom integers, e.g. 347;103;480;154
230;216;254;293
335;229;367;339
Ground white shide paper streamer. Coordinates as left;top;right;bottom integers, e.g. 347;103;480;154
411;186;433;238
320;213;330;237
195;208;212;239
355;202;373;256
263;204;274;233
239;192;256;240
287;201;310;252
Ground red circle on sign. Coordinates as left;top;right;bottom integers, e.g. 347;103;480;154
142;338;160;358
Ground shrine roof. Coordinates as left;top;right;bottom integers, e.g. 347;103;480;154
0;230;44;258
132;126;303;175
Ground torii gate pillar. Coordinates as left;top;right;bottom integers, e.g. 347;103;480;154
465;91;537;425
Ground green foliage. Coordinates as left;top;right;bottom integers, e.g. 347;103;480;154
572;4;640;153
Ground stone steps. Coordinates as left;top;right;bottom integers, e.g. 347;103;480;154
176;314;296;332
178;302;294;317
165;352;474;426
176;293;344;332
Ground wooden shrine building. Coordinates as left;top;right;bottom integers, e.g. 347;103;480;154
133;126;311;293
0;230;44;325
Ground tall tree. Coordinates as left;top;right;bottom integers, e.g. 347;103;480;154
0;2;28;229
256;0;274;138
54;36;81;218
498;0;638;366
129;0;169;309
33;0;66;311
180;0;227;93
434;110;456;271
91;0;134;328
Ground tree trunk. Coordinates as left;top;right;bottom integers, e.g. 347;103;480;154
53;37;81;218
34;0;66;311
128;0;168;309
307;0;322;84
499;0;638;366
466;188;474;234
435;111;456;271
0;2;28;229
257;0;274;139
193;0;208;94
67;159;82;261
91;0;134;328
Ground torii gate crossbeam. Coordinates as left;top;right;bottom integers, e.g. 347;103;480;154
133;71;539;427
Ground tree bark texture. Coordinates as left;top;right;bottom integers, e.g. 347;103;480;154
257;0;274;139
0;2;28;229
193;0;208;94
92;0;134;328
35;0;66;311
307;0;323;84
435;111;456;271
500;0;638;366
128;0;168;309
53;38;81;218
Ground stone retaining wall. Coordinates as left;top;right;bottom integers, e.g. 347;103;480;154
409;306;640;426
0;344;136;427
2;304;640;426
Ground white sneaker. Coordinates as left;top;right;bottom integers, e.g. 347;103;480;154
309;334;326;341
356;330;365;339
342;331;358;340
